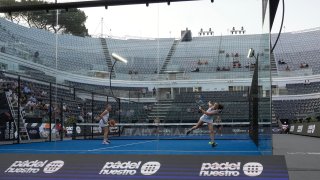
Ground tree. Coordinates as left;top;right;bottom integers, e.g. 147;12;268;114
1;0;89;37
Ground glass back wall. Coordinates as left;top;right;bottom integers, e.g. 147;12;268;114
0;0;272;155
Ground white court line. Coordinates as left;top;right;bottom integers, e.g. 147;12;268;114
0;149;92;152
85;149;261;153
89;135;188;151
89;139;159;151
287;152;320;155
0;148;260;153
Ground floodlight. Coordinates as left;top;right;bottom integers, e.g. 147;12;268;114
247;48;255;58
111;53;127;63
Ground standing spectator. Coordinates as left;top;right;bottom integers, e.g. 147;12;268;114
142;88;146;97
153;87;156;96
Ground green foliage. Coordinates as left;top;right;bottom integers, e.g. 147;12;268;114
65;116;76;127
1;0;89;37
309;116;317;122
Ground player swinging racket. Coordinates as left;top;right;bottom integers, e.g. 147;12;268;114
97;104;115;144
186;101;223;147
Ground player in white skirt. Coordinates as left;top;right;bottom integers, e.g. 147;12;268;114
97;104;112;144
186;101;223;147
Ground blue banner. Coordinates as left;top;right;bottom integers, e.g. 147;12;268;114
0;154;289;179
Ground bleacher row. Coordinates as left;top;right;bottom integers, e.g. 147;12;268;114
286;81;320;95
272;29;320;73
0;18;281;78
273;98;320;120
0;72;153;125
2;70;320;123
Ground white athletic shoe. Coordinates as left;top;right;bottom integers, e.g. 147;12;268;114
102;141;110;144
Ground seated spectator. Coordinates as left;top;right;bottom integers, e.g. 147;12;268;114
0;46;5;53
304;80;310;85
191;67;200;72
34;51;39;58
300;62;309;68
285;65;290;71
41;90;47;97
204;60;208;65
197;59;202;65
278;59;286;64
216;66;221;71
222;66;230;71
23;85;32;95
25;95;37;111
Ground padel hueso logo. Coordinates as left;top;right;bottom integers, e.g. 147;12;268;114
5;160;64;174
99;161;161;176
199;162;263;177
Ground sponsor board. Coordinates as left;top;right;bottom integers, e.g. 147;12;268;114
99;161;160;176
66;126;81;135
307;124;315;134
5;160;64;174
0;154;289;180
297;125;303;133
290;122;320;137
199;162;263;177
289;125;295;132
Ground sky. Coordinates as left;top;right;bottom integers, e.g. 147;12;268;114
2;0;320;38
80;0;320;38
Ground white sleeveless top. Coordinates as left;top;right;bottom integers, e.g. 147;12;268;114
200;108;218;123
101;112;109;123
99;111;109;127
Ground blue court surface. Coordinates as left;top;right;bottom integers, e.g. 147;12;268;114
0;136;269;155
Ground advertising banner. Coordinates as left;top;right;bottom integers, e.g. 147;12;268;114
0;154;289;180
289;122;320;137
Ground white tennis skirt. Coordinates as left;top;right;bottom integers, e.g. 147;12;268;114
99;119;108;128
200;115;213;124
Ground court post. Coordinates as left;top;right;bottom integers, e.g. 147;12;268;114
49;82;52;142
60;99;63;141
17;75;20;144
91;92;94;139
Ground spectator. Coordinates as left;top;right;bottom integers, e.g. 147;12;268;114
0;46;5;53
25;95;37;111
304;80;310;85
23;84;32;95
142;88;146;97
153;87;156;96
34;51;39;58
41;90;47;97
285;65;290;71
191;67;199;72
278;59;286;64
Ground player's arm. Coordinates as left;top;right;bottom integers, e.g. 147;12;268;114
199;107;219;116
98;110;109;120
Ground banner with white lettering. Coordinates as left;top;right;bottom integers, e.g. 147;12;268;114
0;154;289;179
290;122;320;137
